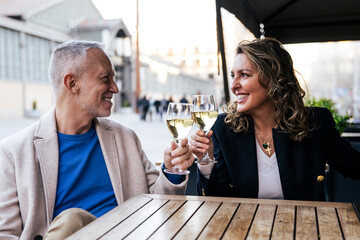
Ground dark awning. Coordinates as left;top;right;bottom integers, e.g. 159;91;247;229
218;0;360;44
216;0;360;102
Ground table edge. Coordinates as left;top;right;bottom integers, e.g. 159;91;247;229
143;194;353;208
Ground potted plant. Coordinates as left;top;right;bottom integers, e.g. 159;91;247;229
304;97;352;134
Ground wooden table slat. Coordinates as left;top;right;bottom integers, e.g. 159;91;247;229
66;195;152;240
295;206;317;240
67;194;360;240
222;203;257;240
271;205;295;240
123;200;185;240
99;198;168;240
317;207;343;239
247;204;276;240
173;201;221;240
337;206;360;239
148;200;203;240
197;202;239;240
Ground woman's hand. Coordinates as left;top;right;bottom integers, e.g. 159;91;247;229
189;130;214;161
163;138;194;170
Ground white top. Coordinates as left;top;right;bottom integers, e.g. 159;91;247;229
197;140;284;199
256;140;284;199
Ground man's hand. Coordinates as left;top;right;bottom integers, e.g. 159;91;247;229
163;138;194;170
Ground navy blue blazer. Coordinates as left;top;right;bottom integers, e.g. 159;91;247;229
197;107;360;201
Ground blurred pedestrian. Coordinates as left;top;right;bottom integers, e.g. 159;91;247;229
148;97;155;121
154;98;161;121
140;95;150;121
160;97;168;121
180;94;188;103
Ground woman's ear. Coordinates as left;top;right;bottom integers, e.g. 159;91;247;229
64;74;78;93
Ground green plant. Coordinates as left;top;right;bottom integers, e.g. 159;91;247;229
123;100;129;107
304;97;352;134
32;100;37;110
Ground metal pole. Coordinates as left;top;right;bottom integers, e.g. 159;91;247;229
215;0;230;103
135;0;141;113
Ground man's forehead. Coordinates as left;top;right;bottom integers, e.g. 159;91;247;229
85;49;113;69
99;70;115;76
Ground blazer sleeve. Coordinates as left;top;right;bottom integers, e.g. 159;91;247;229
130;130;188;195
0;142;22;239
318;108;360;179
197;116;233;197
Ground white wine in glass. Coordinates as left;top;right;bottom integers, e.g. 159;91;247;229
192;95;218;164
165;102;194;175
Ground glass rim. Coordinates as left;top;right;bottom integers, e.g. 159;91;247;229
192;94;215;97
168;102;193;106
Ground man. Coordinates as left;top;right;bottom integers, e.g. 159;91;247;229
0;40;194;239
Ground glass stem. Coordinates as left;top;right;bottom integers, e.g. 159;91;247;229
203;150;210;160
173;139;180;170
202;130;210;160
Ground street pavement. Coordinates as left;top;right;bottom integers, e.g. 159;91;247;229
0;108;198;166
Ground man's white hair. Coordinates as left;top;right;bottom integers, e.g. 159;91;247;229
48;40;107;98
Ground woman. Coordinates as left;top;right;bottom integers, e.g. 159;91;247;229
190;38;360;201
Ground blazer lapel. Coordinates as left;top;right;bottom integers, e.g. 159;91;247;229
273;129;295;199
34;107;59;224
95;119;124;203
35;136;59;225
229;128;258;198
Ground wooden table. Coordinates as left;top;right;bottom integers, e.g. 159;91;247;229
67;194;360;239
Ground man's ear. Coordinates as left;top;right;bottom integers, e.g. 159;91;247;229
64;74;78;93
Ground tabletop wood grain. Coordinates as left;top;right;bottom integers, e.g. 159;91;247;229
67;194;360;240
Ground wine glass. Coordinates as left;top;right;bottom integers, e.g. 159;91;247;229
192;94;218;164
165;102;194;175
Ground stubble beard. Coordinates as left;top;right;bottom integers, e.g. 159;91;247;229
77;96;111;118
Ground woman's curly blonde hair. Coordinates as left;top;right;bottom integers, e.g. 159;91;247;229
224;38;313;142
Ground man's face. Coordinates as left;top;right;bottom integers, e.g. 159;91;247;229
75;48;119;118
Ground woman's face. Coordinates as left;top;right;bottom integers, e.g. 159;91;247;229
230;53;273;116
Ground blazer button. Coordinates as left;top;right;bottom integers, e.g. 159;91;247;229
317;175;325;182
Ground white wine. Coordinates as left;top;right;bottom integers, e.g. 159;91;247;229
166;118;194;141
191;111;218;132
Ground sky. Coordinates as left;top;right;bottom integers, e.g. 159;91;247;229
91;0;217;54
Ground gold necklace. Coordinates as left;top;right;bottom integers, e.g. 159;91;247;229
254;128;273;155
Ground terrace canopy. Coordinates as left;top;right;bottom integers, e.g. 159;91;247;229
216;0;360;102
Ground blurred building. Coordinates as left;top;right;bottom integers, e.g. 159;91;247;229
160;46;223;104
0;0;132;118
140;55;216;102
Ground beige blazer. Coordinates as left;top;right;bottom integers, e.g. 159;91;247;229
0;107;187;240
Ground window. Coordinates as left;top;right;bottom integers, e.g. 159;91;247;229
0;28;21;81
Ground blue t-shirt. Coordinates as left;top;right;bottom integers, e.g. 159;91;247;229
53;125;117;218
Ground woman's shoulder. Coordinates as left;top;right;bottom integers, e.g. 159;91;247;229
306;107;335;133
213;113;229;131
307;107;333;121
218;112;227;120
215;113;226;124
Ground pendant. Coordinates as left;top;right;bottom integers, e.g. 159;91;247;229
263;142;272;155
